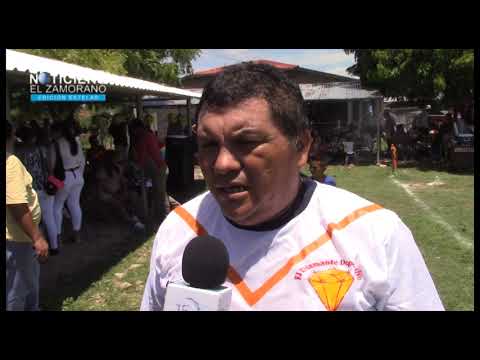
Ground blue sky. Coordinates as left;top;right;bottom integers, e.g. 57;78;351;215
191;49;358;78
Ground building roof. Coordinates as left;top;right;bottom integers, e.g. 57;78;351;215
145;83;382;103
193;59;298;76
300;83;382;101
6;49;201;99
183;59;357;86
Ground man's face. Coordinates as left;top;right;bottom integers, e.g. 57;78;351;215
197;98;310;226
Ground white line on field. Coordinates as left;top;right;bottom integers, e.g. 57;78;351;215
391;177;473;250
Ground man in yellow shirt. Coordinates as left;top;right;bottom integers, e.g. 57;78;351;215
6;120;49;311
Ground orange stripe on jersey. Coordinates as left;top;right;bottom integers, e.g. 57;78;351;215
326;203;383;238
229;232;333;305
174;203;383;307
173;206;208;236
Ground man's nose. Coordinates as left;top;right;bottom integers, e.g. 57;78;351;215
213;146;241;175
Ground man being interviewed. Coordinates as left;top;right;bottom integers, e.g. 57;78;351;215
141;63;444;311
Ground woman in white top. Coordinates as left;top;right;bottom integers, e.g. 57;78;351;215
51;120;86;244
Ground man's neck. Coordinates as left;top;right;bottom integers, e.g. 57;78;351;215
225;176;316;232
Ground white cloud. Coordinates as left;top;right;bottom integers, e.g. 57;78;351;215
326;66;359;79
202;49;251;63
288;50;355;69
222;49;250;58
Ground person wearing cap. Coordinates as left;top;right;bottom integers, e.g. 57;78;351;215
141;63;444;311
6;120;49;311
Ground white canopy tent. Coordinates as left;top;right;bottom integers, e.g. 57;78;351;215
6;49;201;99
5;49;202;227
6;49;201;122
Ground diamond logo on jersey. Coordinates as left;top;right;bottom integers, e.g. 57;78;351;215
308;269;353;311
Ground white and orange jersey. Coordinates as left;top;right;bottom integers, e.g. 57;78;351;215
141;180;444;311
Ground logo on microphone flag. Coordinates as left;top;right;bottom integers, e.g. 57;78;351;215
308;269;353;311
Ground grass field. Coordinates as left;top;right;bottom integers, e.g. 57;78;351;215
62;164;474;311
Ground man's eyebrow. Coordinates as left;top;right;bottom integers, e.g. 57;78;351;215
230;127;262;137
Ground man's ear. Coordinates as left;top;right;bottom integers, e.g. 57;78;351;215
296;130;313;168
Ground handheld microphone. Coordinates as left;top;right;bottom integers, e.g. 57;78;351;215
163;235;232;311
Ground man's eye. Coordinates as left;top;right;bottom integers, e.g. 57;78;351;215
199;142;217;149
237;139;260;146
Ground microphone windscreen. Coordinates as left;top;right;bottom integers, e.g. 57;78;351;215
182;235;230;289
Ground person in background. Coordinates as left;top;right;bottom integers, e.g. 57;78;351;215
6;120;49;311
393;124;407;161
390;143;398;173
130;118;168;227
439;114;454;162
86;130;106;172
109;113;130;159
154;116;173;217
95;150;145;231
308;151;336;186
51;120;86;244
343;135;355;167
167;114;184;135
15;124;59;255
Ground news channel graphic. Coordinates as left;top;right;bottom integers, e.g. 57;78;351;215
30;72;107;102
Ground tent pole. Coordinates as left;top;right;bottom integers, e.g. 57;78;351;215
136;95;143;120
135;95;149;229
377;98;383;164
186;97;192;136
6;77;10;118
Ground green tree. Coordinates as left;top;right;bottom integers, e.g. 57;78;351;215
18;49;128;76
17;49;201;85
344;49;474;106
122;49;201;85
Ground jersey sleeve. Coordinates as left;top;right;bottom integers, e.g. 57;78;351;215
380;216;445;311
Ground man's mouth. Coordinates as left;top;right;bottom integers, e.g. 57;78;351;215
216;185;248;194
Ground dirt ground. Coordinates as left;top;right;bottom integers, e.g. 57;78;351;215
39;166;207;311
39;209;152;310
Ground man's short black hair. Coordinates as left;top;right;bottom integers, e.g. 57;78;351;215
196;62;309;142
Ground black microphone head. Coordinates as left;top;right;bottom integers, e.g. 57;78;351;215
182;235;230;289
